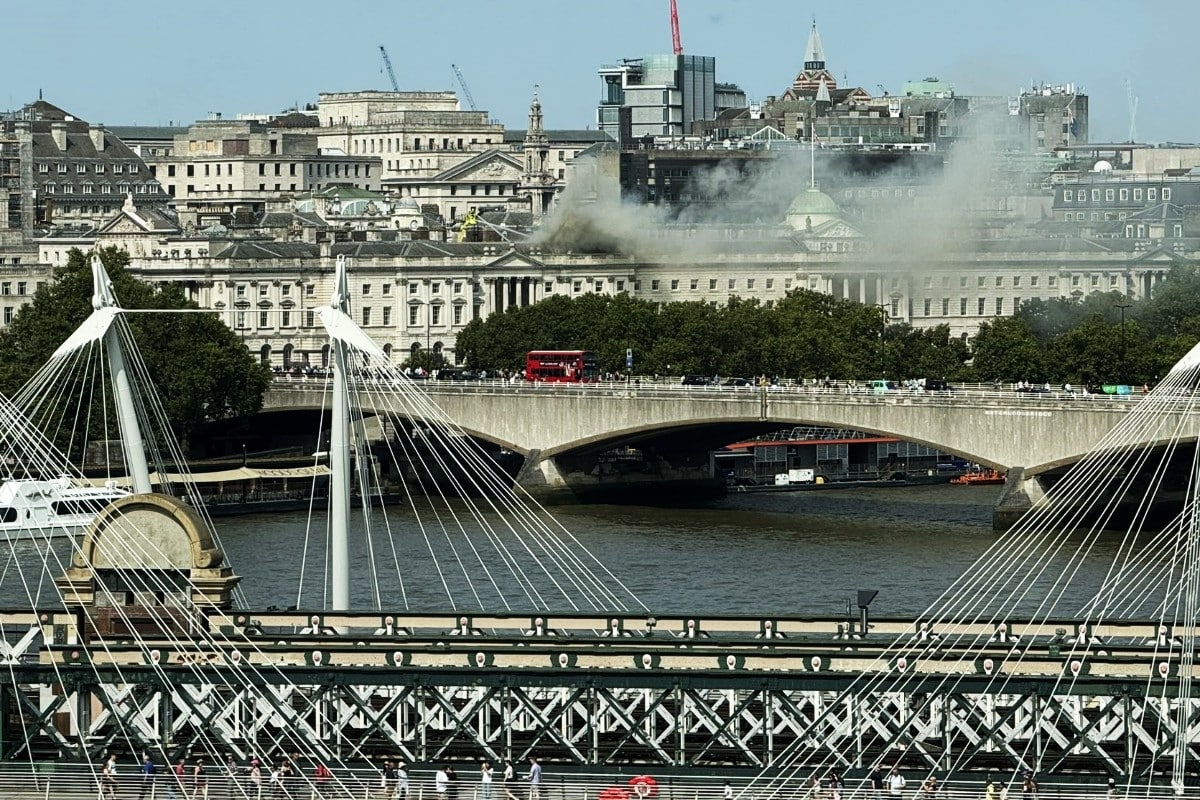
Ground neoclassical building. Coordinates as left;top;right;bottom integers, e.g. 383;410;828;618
27;196;1179;368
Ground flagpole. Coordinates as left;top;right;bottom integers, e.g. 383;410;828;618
810;117;816;189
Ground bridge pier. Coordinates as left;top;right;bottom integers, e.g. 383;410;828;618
993;466;1048;532
515;448;726;504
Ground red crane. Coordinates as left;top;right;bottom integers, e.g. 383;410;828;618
669;0;683;55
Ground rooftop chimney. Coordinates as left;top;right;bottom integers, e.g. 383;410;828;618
89;124;105;152
51;121;68;151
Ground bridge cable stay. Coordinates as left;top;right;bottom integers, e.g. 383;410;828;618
0;395;393;781
0;265;402;777
0;400;420;783
311;266;647;615
734;349;1200;797
739;393;1190;786
0;256;644;768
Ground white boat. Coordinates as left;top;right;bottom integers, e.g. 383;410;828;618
0;478;130;540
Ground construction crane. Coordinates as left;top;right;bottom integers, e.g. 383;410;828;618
1126;79;1139;143
379;45;400;92
669;0;683;56
451;64;478;111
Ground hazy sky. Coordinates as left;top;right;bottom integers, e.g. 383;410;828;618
8;0;1198;143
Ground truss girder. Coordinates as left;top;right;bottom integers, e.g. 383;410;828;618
0;669;1191;776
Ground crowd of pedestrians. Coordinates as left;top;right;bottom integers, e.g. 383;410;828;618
95;753;1068;800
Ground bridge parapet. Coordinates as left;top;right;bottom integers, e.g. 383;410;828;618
262;382;1173;475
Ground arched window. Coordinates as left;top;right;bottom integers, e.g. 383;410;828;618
321;343;330;368
282;343;294;368
259;344;272;366
382;343;393;362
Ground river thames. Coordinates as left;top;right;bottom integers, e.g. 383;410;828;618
0;483;1136;615
204;483;1127;618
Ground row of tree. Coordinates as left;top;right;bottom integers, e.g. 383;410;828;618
454;266;1200;386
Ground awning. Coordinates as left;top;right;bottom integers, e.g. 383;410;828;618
87;465;331;487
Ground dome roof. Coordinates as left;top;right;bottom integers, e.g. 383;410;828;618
787;187;840;217
394;196;420;211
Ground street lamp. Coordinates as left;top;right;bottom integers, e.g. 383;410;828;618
873;304;888;377
1115;298;1132;386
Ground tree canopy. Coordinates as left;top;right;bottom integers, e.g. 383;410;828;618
453;262;1200;386
0;246;272;438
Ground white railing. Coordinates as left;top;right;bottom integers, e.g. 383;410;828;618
265;374;1148;407
0;766;1186;800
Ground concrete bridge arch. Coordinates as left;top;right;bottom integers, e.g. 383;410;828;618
259;384;1198;526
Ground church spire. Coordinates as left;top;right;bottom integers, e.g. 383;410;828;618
815;77;831;104
804;19;826;71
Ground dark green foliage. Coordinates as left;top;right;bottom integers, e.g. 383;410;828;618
455;260;1200;387
0;246;272;439
453;289;972;381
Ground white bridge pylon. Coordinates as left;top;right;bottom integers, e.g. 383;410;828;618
46;256;152;494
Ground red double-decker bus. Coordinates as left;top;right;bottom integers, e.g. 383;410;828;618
524;350;599;383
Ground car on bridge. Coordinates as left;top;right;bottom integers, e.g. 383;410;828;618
681;375;716;386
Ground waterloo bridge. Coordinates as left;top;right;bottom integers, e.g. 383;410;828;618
256;381;1199;530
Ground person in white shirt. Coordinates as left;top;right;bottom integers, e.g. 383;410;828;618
435;767;450;800
480;762;493;800
887;767;906;799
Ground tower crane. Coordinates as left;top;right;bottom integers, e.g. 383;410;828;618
1126;79;1139;143
379;45;400;92
669;0;683;56
451;64;478;111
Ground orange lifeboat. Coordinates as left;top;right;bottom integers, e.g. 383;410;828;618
950;470;1005;486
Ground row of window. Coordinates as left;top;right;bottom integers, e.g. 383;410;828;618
37;162;138;175
165;162;372;179
352;136;497;155
232;304;478;330
233;281;478;300
1063;187;1171;203
922;274;1050;289
918;297;1016;316
42;183;145;195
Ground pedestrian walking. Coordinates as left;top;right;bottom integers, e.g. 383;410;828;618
138;753;157;800
501;761;517;800
828;771;844;800
194;759;210;800
102;754;119;800
870;766;884;800
395;762;409;800
314;763;332;800
480;762;493;800
435;766;450;800
170;759;186;800
887;767;906;800
526;758;541;800
248;759;262;800
224;754;238;800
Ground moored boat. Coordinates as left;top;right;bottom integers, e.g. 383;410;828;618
0;478;130;540
950;470;1005;486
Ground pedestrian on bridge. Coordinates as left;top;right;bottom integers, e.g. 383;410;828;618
395;762;409;800
102;754;119;800
887;767;906;800
526;757;541;800
138;753;157;800
193;758;210;800
869;766;884;800
480;762;494;800
170;759;186;800
501;761;518;800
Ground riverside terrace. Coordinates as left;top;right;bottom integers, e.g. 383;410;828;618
258;378;1184;528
